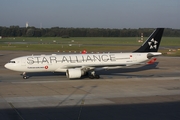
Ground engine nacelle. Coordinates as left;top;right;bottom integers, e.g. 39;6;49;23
66;69;83;79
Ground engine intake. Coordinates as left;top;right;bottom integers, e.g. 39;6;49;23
66;69;83;79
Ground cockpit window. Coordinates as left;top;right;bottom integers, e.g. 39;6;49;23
9;61;16;63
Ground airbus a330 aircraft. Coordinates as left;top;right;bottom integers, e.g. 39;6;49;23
4;28;164;79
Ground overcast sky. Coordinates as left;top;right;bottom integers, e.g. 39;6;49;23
0;0;179;28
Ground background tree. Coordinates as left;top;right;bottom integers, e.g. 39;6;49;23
0;26;180;37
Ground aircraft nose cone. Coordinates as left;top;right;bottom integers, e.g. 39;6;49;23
4;63;10;69
4;63;13;70
4;62;22;72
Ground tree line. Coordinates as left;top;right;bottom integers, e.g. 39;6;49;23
0;26;180;37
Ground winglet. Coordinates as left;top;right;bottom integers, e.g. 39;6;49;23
134;28;164;52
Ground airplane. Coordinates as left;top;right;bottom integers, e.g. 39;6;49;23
4;28;164;79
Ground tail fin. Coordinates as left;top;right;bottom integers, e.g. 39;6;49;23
134;28;164;52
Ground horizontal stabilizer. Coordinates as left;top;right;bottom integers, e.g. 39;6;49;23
147;52;162;59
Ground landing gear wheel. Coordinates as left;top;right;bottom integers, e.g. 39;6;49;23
95;75;100;79
23;76;28;79
22;72;28;79
88;71;100;79
89;75;94;79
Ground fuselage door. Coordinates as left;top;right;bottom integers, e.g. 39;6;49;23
21;58;26;66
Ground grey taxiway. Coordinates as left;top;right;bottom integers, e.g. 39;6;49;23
0;51;180;120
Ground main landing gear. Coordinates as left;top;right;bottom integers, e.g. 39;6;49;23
88;71;100;79
22;72;28;79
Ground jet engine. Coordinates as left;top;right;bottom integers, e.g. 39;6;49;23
66;69;84;79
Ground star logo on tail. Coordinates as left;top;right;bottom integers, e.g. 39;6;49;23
148;38;158;49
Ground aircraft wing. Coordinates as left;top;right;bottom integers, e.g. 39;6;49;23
61;64;129;72
63;58;157;71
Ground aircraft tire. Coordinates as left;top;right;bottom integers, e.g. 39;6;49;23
89;75;94;79
95;75;100;79
23;76;28;79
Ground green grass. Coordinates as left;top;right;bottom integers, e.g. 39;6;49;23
1;37;180;45
0;37;180;56
0;44;138;52
0;37;140;45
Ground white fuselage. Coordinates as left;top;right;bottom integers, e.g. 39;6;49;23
4;52;159;73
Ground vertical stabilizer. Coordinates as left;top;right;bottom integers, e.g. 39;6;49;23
134;28;164;52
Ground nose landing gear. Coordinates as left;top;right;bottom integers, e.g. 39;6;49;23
22;72;28;79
